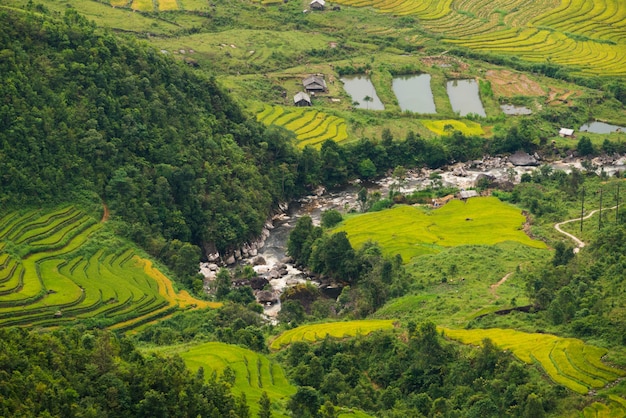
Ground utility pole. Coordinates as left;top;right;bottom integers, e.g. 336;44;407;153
617;184;620;224
580;187;585;232
599;187;603;230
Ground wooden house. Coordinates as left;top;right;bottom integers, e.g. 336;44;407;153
303;75;327;92
294;92;312;107
559;128;575;138
310;0;326;10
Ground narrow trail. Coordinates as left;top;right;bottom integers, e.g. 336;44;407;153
554;205;618;253
101;203;109;223
490;272;513;299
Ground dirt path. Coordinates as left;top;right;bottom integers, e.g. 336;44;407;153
554;205;617;253
490;272;513;299
101;203;109;223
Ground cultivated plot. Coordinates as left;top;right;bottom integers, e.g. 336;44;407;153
443;327;626;395
0;207;217;330
270;319;396;350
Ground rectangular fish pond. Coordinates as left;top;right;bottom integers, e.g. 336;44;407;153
340;75;385;110
392;74;437;114
446;79;486;117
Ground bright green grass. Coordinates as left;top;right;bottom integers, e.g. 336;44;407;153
270;320;396;350
173;342;296;417
421;119;484;136
442;327;625;394
335;197;546;262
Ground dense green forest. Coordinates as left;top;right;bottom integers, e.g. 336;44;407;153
0;327;250;417
0;8;300;281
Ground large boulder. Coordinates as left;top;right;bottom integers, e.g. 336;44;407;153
257;290;278;305
509;151;538;166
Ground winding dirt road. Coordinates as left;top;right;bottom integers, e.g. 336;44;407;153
554;205;617;252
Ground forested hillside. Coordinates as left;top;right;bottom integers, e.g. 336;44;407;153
0;8;299;274
0;327;246;417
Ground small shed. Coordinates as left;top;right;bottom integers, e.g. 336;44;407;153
294;92;312;107
559;128;575;138
459;190;479;200
310;0;326;10
303;75;327;92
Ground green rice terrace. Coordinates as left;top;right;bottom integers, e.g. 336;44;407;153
443;328;626;416
334;0;626;77
0;207;218;330
335;197;547;261
269;319;396;350
173;342;296;417
257;105;349;148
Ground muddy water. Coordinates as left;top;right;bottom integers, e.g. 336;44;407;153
392;74;437;114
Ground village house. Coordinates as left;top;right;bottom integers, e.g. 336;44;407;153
294;92;312;107
310;0;326;10
458;190;479;200
432;194;455;207
303;75;327;92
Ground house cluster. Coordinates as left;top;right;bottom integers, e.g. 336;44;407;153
293;75;328;107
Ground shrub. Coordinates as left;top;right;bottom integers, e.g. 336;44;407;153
321;210;343;228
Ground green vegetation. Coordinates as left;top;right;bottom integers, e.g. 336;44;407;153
257;105;350;148
270;320;395;350
0;7;301;279
0;327;244;417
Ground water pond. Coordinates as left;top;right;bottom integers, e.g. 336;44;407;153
392;74;436;113
340;75;385;110
446;79;486;117
579;121;625;134
501;104;532;115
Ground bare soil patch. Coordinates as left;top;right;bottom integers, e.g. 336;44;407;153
485;70;545;97
547;88;581;106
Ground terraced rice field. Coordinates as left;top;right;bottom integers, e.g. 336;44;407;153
157;0;179;11
0;207;218;330
178;342;296;417
334;0;626;77
335;197;546;261
130;0;153;12
443;327;626;395
257;105;350;148
335;0;453;19
421;119;484;136
584;395;626;418
270;319;396;350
